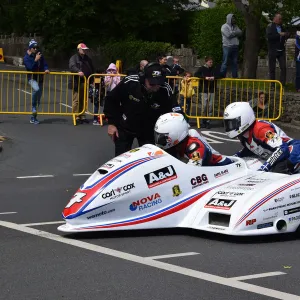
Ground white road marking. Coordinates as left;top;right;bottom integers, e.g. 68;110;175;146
145;252;199;260
60;103;72;109
21;221;65;227
16;175;54;179
73;174;92;177
0;220;299;300
60;103;92;115
0;212;17;215
201;131;240;142
230;272;286;281
17;88;31;95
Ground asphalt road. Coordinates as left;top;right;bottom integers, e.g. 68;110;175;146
1;63;300;300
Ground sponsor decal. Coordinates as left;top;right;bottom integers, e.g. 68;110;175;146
257;222;273;229
238;183;255;186
265;130;275;140
191;174;208;189
205;199;236;210
129;193;162;211
216;191;244;197
274;197;284;203
284;206;300;216
148;150;164;157
227;186;254;191
101;163;114;169
87;209;115;220
264;201;300;212
245;178;267;183
236;163;242;168
246;219;256;226
263;213;278;221
290;193;300;199
119;153;131;158
191;151;201;161
288;215;300;223
214;169;229;178
144;166;177;188
65;192;86;208
102;183;135;200
129;148;140;153
129;95;140;102
110;158;122;163
172;185;182;197
207;226;226;231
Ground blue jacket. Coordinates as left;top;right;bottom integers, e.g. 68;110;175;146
24;52;49;82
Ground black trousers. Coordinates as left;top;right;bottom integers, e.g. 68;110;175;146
114;127;154;156
268;50;286;86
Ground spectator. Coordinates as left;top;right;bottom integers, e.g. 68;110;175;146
266;13;290;87
126;60;148;76
157;54;172;76
103;62;183;156
23;39;49;124
170;57;185;76
248;91;269;119
295;31;300;92
104;63;121;93
69;43;95;124
88;76;105;125
195;56;221;129
179;72;195;123
220;14;242;78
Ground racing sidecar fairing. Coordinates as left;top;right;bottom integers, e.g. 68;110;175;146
58;144;300;236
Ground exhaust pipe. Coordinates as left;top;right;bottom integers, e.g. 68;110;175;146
276;220;287;231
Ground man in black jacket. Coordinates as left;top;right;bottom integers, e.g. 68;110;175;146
103;62;182;156
69;43;95;124
194;56;222;129
266;13;290;86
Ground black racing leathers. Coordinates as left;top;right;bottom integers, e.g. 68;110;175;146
104;74;180;142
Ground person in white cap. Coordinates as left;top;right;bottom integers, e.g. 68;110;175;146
69;43;95;124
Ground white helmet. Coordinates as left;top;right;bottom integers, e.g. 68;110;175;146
154;113;189;149
223;102;256;139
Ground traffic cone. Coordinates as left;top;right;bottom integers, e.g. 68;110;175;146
0;48;4;63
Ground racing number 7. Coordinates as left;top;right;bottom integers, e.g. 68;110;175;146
65;192;86;208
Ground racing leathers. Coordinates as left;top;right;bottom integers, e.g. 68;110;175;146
179;129;233;166
235;120;300;173
103;74;182;156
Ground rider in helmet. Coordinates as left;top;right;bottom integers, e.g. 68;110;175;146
154;113;233;166
223;101;300;174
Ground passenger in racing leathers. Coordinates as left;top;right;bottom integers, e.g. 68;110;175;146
223;101;300;174
154;113;233;166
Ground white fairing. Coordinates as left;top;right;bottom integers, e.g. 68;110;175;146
58;144;300;236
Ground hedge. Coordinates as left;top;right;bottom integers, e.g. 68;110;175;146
189;6;245;65
100;39;175;71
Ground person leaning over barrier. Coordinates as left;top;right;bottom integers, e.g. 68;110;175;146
103;62;184;156
24;39;49;125
69;43;95;124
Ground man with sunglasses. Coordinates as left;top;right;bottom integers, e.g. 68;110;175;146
104;62;183;156
24;39;50;124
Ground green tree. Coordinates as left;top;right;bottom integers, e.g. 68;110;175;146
215;0;300;78
25;0;191;54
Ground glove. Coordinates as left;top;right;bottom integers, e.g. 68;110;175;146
258;162;271;172
233;151;241;157
172;106;183;113
187;159;203;166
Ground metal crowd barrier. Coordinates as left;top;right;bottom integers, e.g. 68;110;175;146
0;70;283;128
0;71;86;125
181;77;283;128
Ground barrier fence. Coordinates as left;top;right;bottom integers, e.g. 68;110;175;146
182;77;283;128
0;71;86;125
0;70;283;128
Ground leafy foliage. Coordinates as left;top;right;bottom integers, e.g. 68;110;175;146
101;39;174;70
189;6;245;64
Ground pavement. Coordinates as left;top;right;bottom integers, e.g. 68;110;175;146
1;63;300;300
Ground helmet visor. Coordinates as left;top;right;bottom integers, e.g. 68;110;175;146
154;131;169;148
224;116;241;132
